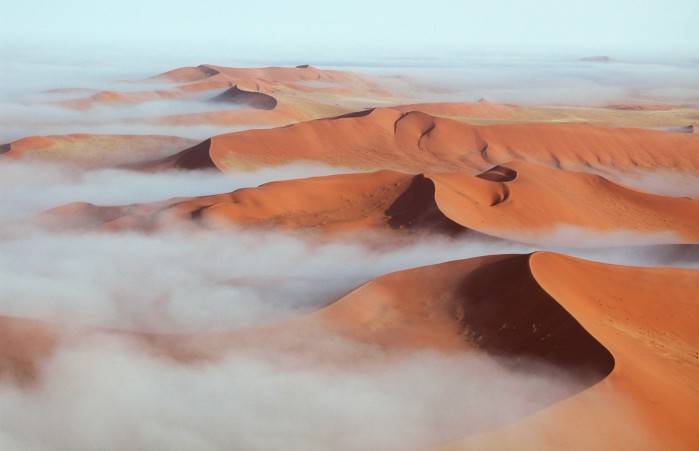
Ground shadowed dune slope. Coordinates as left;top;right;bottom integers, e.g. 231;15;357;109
161;108;699;173
447;252;699;449
317;254;615;375
210;85;278;110
50;161;699;244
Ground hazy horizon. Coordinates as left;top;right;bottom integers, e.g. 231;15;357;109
3;0;698;64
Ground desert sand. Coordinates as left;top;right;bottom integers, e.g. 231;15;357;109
2;63;698;449
50;160;699;244
156;108;699;178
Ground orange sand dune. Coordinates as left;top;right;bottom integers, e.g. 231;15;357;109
1;134;197;168
391;99;699;130
389;101;699;129
446;252;699;449
155;64;390;103
423;161;699;243
155;64;376;87
48;170;414;232
50;161;699;244
55;64;390;126
161;108;699;175
1;252;696;447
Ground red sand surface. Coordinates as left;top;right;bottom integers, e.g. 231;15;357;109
155;108;699;176
51;161;699;244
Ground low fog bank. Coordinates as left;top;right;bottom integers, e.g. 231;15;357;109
0;58;279;143
0;160;357;221
1;94;266;144
0;330;594;451
1;225;696;334
606;169;699;198
1;122;265;145
356;56;699;107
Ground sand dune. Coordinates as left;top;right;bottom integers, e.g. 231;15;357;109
447;252;699;449
161;108;699;176
47;170;413;232
53;64;393;127
424;161;699;243
48;161;699;244
1;252;696;447
1;134;197;168
48;65;393;129
154;64;377;88
389;101;699;129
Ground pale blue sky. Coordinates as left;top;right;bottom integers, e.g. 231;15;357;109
2;0;698;61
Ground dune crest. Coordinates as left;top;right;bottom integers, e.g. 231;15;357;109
157;108;699;176
49;161;699;244
154;64;377;87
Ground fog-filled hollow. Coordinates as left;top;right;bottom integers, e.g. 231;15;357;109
1;227;696;334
